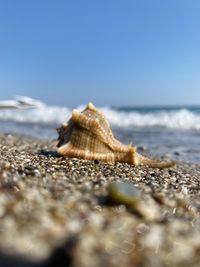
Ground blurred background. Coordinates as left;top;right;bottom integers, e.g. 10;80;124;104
0;0;200;162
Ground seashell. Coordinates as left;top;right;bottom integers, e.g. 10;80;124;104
57;103;175;168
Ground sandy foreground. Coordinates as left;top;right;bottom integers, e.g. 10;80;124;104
0;133;200;267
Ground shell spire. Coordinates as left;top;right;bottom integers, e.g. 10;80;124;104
57;103;175;169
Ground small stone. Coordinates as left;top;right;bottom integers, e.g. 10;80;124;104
34;169;41;177
107;181;141;206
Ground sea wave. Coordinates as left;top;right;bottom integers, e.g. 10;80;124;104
101;107;200;130
0;102;200;130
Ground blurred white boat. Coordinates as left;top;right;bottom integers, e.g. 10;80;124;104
0;96;45;109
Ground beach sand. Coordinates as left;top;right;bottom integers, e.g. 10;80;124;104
0;133;200;267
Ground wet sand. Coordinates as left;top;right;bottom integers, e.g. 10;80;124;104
0;133;200;267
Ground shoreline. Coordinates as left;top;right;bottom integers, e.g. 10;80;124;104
0;133;200;267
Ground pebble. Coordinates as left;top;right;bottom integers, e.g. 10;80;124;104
107;181;141;206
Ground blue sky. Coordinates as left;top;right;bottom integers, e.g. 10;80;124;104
0;0;200;107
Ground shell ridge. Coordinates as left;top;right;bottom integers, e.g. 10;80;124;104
72;108;125;151
57;103;176;168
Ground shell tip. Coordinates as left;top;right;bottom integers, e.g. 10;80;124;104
87;102;96;111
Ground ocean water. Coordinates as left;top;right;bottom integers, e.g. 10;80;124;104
0;98;200;163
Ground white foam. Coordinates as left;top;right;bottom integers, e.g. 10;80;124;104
0;99;200;130
101;107;200;130
0;106;71;125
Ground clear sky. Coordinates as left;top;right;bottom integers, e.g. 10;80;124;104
0;0;200;107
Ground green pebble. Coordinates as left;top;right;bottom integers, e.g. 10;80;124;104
107;181;141;206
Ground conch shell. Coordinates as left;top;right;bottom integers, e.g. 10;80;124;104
57;103;175;168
